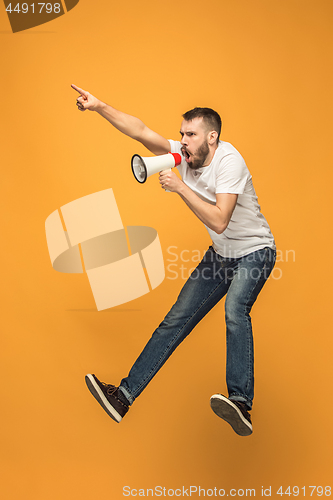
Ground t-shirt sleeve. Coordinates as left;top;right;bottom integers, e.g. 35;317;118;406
168;139;185;177
215;153;249;194
168;139;180;154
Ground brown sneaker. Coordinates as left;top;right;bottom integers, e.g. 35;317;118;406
210;394;252;436
85;374;129;422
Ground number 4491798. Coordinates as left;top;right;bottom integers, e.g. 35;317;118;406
6;3;61;14
277;486;331;496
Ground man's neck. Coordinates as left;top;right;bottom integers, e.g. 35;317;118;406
203;143;219;167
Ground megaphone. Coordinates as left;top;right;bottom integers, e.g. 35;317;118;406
131;152;182;183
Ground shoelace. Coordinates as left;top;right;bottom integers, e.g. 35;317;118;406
101;381;117;396
102;382;129;409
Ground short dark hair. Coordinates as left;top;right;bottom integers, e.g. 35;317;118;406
182;107;222;143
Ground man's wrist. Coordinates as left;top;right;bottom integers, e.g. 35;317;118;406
176;180;189;197
95;100;107;114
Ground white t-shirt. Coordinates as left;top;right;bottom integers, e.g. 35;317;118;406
168;139;276;258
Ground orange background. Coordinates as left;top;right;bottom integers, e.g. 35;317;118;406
1;0;333;498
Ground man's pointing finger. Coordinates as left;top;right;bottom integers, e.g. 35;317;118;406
71;84;88;96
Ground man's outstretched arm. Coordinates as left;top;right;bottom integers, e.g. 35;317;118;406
71;84;170;155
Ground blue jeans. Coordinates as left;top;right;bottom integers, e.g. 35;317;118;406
119;246;276;410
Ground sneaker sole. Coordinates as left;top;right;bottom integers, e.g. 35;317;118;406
210;394;252;436
85;374;122;423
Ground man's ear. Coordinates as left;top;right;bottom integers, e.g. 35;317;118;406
208;130;218;145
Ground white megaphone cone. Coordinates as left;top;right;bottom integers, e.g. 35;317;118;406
131;152;182;183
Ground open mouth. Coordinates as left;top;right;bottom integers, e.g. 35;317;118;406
181;149;191;163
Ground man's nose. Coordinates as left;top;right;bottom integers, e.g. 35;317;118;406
181;135;187;146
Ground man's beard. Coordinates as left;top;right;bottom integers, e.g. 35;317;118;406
184;140;210;170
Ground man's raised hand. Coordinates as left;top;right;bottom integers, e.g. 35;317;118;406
71;84;100;112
